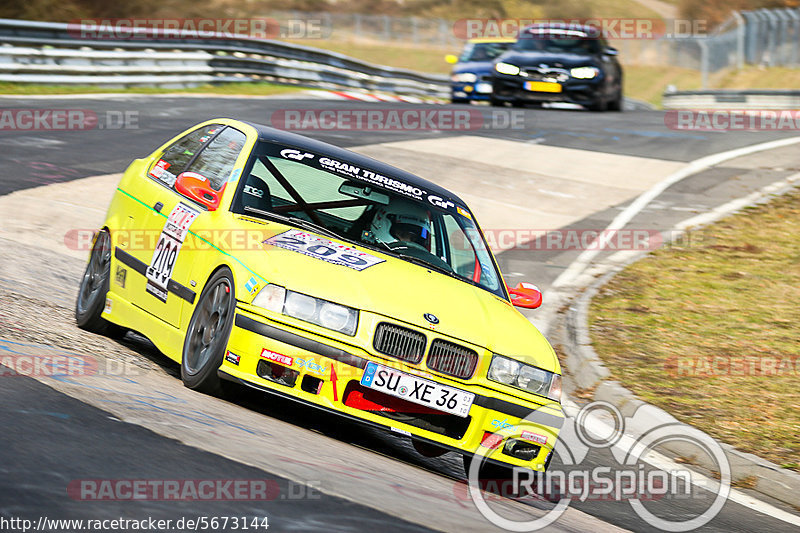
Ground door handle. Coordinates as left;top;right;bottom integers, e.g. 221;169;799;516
154;202;164;213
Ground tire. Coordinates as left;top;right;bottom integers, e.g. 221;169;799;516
608;88;623;111
587;97;607;112
75;229;125;337
489;96;503;107
181;267;236;395
450;98;470;105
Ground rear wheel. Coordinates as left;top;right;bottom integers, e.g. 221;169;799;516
181;268;235;395
75;229;126;337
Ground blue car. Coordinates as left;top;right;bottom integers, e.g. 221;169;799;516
446;38;515;103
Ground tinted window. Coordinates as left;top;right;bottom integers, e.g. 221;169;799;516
187;127;247;190
147;123;224;188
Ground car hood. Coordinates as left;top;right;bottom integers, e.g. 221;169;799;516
238;223;557;372
497;51;598;69
452;61;495;75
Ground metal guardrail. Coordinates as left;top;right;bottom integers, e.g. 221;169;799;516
663;89;800;109
0;18;450;96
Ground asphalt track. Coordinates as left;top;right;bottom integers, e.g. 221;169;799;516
1;94;799;533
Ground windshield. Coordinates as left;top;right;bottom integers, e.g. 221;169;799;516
459;41;513;62
514;30;601;54
233;141;506;299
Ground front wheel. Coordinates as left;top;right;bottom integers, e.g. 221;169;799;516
75;229;124;336
181;268;236;394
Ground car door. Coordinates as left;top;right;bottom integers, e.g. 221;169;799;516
127;124;247;327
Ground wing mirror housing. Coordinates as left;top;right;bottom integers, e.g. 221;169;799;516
175;171;223;211
507;282;543;309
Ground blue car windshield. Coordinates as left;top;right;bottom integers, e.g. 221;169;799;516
514;32;601;54
459;42;512;62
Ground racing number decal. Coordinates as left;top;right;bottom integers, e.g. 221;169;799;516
145;203;200;301
263;229;385;271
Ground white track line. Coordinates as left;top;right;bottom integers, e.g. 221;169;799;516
562;399;800;527
552;136;800;289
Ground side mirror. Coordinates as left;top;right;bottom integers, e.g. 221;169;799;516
507;282;542;309
604;47;619;56
175;171;223;211
445;54;459;64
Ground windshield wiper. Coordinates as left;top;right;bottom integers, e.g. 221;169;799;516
243;205;342;240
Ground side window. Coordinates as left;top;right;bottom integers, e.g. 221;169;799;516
186;127;247;191
147;124;224;188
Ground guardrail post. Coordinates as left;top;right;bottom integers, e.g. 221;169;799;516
732;11;745;69
699;39;709;88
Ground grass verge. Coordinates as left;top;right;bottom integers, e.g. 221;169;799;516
589;188;800;472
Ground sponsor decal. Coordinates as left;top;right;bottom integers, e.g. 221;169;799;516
263;229;384;271
428;195;455;210
115;265;127;288
103;298;113;314
228;167;242;183
243;184;263;197
225;351;241;366
280;148;314;161
456;206;472;220
295;358;326;375
145;203;200;302
490;418;514;430
520;430;548;445
260;349;293;366
149;159;176;187
244;276;259;294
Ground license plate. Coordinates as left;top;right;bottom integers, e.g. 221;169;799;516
360;362;475;418
524;81;562;93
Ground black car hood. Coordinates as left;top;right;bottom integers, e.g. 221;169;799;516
497;51;599;69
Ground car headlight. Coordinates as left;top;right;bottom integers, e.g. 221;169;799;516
495;62;520;76
252;284;358;336
570;66;600;79
451;72;478;83
488;355;562;401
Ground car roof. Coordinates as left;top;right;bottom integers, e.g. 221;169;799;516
242;121;469;207
520;22;603;37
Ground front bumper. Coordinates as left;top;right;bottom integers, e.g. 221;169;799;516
221;306;564;471
490;74;604;106
451;80;494;101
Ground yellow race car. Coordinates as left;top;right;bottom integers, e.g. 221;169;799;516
76;118;564;476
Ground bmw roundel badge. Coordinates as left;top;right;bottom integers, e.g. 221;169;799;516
423;313;439;324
